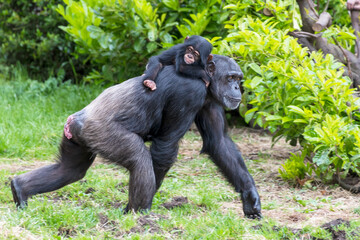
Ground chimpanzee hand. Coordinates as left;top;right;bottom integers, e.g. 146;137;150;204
143;80;157;91
241;187;262;219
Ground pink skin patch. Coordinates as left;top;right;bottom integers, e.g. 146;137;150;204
184;54;195;64
143;80;157;91
64;115;74;139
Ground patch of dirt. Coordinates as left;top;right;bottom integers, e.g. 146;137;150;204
252;218;357;240
0;222;40;240
58;226;77;237
161;196;189;209
46;192;69;203
128;213;166;234
321;218;349;240
108;200;124;209
0;159;53;173
97;213;118;230
115;182;128;193
85;187;95;194
229;127;299;160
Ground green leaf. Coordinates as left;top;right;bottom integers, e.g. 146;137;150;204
337;31;357;40
134;38;145;53
244;107;258;123
239;102;248;117
313;150;330;169
250;76;263;89
87;25;104;39
282;117;292;123
146;42;157;53
294;119;308;123
160;32;173;43
266;115;282;121
249;63;262;75
148;28;157;41
162;0;179;10
288;106;305;116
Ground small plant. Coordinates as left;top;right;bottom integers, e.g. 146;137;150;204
279;150;313;186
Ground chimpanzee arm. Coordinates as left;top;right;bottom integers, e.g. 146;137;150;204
194;101;261;219
143;45;182;82
178;65;211;84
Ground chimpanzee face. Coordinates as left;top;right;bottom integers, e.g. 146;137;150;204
207;55;243;109
183;36;212;66
184;46;200;65
222;71;243;109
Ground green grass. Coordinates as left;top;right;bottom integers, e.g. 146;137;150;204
2;155;359;239
1;78;359;239
0;77;103;159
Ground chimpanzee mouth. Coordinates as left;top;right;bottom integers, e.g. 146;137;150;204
226;96;241;103
224;96;241;109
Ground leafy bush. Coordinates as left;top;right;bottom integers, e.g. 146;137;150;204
214;2;360;183
0;0;86;81
57;0;227;83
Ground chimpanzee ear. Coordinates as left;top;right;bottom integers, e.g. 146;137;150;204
206;61;216;77
207;54;213;62
184;36;189;41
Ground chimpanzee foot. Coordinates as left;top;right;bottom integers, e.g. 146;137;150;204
123;203;130;214
123;203;151;214
11;178;28;209
245;212;262;220
143;80;157;91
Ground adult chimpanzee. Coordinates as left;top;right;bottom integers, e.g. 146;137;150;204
11;55;261;219
143;35;213;91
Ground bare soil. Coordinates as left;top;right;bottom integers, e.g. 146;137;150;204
161;196;189;209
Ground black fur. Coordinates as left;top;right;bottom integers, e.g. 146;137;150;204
143;35;212;85
11;55;261;218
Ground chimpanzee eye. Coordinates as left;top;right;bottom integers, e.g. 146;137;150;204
194;51;200;57
187;46;193;52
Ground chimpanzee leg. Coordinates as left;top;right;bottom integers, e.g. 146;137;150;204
85;123;156;213
150;138;179;190
11;136;95;208
125;154;156;213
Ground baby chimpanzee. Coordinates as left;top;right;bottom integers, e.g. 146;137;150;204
143;35;213;90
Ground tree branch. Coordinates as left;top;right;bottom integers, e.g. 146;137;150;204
348;1;360;57
347;0;360;10
323;0;330;12
312;12;332;32
294;0;360;91
296;0;319;33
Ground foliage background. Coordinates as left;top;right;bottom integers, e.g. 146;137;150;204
1;0;360;187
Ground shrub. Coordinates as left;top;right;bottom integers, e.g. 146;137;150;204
0;0;86;81
213;2;360;183
57;0;228;84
